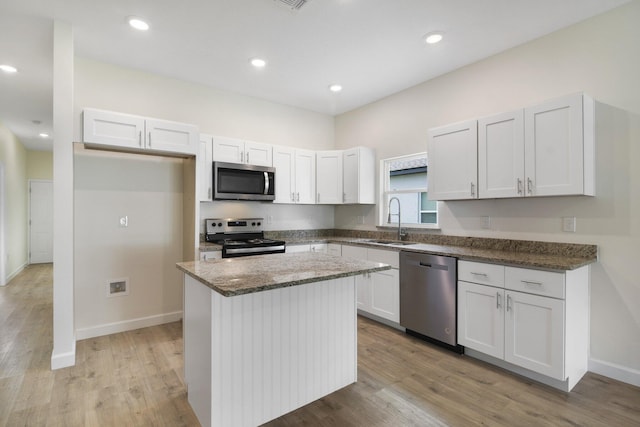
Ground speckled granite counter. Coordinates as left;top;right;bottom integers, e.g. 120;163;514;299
201;233;596;271
177;252;390;297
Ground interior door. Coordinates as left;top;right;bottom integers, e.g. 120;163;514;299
29;180;53;264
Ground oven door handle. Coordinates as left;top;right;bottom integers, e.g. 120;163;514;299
264;172;270;195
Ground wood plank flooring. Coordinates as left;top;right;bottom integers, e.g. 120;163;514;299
1;264;639;426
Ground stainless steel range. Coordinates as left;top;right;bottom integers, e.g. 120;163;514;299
205;218;285;258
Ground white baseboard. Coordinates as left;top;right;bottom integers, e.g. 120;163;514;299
589;358;640;388
51;340;76;370
75;311;183;340
3;262;27;285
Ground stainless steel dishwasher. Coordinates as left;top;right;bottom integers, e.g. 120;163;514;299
400;251;462;353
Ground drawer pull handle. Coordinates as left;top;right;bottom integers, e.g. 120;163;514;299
496;292;502;309
471;272;488;277
506;295;512;312
521;280;543;286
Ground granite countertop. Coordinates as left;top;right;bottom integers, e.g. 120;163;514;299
199;234;597;271
177;252;390;297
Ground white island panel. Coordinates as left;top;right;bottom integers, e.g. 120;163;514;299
184;274;357;427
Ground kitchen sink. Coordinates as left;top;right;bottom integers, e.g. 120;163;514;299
365;240;417;246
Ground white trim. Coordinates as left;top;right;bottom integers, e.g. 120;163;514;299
0;161;5;286
6;262;27;284
589;358;640;388
51;339;76;370
75;311;183;340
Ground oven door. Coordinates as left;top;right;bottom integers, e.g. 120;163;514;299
213;162;275;201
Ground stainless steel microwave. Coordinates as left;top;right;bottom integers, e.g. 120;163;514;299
212;161;276;201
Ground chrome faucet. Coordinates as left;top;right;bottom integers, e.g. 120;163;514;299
388;197;406;241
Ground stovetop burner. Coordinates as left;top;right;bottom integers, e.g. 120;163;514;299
205;218;286;258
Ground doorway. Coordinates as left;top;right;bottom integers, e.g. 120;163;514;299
29;179;53;264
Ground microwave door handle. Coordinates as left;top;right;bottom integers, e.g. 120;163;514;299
264;171;270;195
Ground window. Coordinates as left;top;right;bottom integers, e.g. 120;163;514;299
380;152;438;228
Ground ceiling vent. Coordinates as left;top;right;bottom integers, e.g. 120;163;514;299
273;0;309;10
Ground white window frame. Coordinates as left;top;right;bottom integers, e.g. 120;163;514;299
378;152;439;230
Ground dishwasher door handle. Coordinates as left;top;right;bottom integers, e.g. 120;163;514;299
418;262;449;271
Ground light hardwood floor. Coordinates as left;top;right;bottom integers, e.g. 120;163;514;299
1;264;639;426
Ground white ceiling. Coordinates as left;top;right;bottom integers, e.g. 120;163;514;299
0;0;630;152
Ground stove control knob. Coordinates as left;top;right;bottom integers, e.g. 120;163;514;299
257;222;261;226
218;222;222;227
211;223;216;227
252;222;256;226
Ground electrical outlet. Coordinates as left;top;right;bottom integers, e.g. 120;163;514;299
119;216;128;227
562;217;576;232
481;216;491;229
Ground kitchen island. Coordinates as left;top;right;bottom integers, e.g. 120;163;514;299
176;252;390;427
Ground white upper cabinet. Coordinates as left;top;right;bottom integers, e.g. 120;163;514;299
212;137;272;166
316;150;343;204
429;93;595;200
427;119;478;200
198;134;214;202
524;93;594;196
273;146;316;204
478;110;525;198
343;147;375;204
83;108;198;156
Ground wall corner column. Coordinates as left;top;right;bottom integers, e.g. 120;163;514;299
51;20;76;370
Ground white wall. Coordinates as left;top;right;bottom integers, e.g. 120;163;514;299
72;58;337;336
73;148;184;337
0;121;28;282
334;1;640;381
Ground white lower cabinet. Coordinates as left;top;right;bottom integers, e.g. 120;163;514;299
285;244;310;253
458;260;588;391
342;245;399;323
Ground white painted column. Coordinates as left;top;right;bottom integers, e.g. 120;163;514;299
51;20;76;369
0;161;5;286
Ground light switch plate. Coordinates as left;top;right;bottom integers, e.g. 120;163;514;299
562;216;576;232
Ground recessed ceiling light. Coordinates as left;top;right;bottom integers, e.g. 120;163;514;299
128;17;150;31
0;64;18;73
424;32;444;44
329;84;343;93
39;133;49;138
250;58;267;68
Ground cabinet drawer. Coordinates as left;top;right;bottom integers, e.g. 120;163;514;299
310;243;327;253
367;248;399;269
505;267;565;299
459;260;504;287
341;244;367;260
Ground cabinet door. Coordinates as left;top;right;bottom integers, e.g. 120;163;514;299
212;136;244;163
295;149;316;204
370;269;399;322
198;135;214;202
478;110;525;198
504;291;565;380
427;120;478;200
316;151;343;204
524;93;585;196
457;281;504;359
83;109;145;149
356;273;371;311
273;146;295;203
343;147;375;204
146;119;198;155
245;141;273;166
